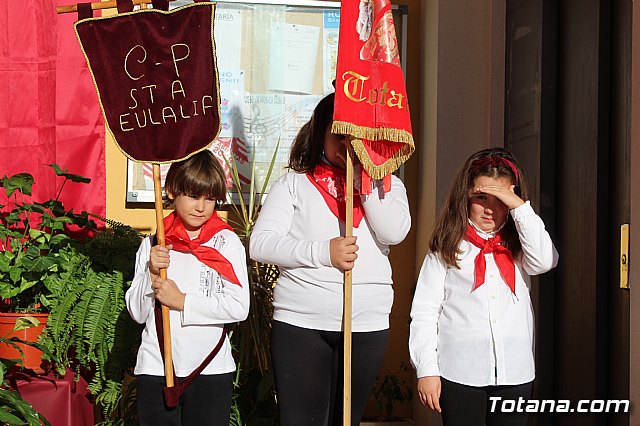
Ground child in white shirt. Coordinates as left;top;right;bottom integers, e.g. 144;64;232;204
409;147;558;426
126;150;249;425
250;93;411;425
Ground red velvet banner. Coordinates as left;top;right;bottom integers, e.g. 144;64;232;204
331;0;414;181
75;3;221;163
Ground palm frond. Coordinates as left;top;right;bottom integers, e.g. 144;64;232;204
225;145;280;424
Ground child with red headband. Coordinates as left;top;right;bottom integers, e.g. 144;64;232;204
409;147;558;426
126;150;249;425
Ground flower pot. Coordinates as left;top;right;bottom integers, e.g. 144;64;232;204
0;312;48;373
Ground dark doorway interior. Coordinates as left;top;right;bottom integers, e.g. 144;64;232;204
505;1;630;425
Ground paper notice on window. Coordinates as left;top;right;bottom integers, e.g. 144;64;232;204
214;8;243;70
268;23;320;94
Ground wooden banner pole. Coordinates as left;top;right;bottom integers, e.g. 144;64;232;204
343;144;354;426
153;164;174;388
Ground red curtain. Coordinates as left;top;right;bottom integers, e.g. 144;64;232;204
0;0;105;217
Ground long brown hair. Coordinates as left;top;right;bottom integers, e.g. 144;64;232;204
429;147;530;267
288;93;335;173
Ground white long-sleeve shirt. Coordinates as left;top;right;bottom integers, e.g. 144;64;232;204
250;171;411;332
126;228;249;377
409;201;558;386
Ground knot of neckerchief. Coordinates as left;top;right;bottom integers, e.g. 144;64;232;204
163;211;241;286
470;156;519;184
306;161;365;228
465;224;516;296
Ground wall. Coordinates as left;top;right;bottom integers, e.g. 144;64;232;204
415;0;506;423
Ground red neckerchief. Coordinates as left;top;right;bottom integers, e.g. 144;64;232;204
306;161;365;227
163;211;241;286
465;224;515;296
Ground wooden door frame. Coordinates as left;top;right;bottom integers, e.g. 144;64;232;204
629;3;640;425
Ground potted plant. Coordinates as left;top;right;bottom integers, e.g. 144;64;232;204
0;164;96;371
0;317;56;425
0;165;143;424
361;362;414;426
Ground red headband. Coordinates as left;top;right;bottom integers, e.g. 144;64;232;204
470;156;519;184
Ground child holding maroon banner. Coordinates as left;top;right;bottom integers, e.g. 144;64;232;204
409;147;558;426
126;150;249;425
250;93;411;426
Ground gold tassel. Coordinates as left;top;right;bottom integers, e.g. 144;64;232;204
351;139;414;179
331;121;415;178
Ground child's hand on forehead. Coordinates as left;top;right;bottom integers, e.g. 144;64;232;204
473;184;525;210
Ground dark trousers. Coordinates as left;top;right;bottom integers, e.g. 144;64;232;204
136;373;233;426
271;320;389;426
440;377;534;426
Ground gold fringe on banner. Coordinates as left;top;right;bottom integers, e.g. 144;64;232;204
331;121;415;145
331;121;415;179
351;139;414;179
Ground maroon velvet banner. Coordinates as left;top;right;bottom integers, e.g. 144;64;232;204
74;3;220;163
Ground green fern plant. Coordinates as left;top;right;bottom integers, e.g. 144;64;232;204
40;221;142;423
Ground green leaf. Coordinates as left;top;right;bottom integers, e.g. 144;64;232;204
8;266;22;283
223;155;249;226
49;234;69;246
0;387;49;426
40;199;63;212
4;210;23;224
27;228;46;242
254;139;280;224
0;356;8;381
0;282;20;299
21;202;44;214
0;255;10;271
25;245;42;258
0;408;25;425
0;173;34;197
22;255;57;273
12;315;41;332
0;247;16;261
48;164;91;184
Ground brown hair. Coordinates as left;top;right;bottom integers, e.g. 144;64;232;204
163;150;226;207
288;93;335;173
429;147;530;267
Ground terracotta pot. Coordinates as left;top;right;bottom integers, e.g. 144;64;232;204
0;312;48;373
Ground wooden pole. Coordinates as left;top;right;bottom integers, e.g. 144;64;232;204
153;164;174;388
343;145;354;426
